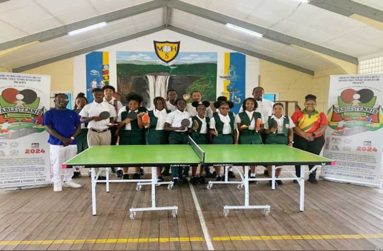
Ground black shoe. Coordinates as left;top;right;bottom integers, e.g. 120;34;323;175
123;174;129;179
199;176;206;184
293;180;298;184
97;175;106;180
276;180;283;185
249;175;257;184
228;171;235;179
111;167;116;173
212;171;217;178
72;172;81;179
132;173;141;179
308;177;318;184
190;177;198;185
162;169;170;176
157;176;164;182
140;168;144;177
116;170;123;178
264;169;269;176
172;178;179;186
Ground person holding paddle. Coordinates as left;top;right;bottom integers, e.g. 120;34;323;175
264;102;295;185
236;97;263;182
116;93;147;179
210;96;237;181
143;96;170;182
189;100;211;185
79;88;116;180
164;98;191;185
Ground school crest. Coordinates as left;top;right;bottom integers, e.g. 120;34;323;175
153;41;180;63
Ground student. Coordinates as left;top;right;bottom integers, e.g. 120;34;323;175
144;96;169;182
116;93;146;179
264;102;295;185
210;97;237;181
291;94;327;184
189;100;210;185
186;91;213;118
44;93;82;192
72;93;88;178
79;88;116;180
164;98;191;185
236;97;263;181
166;89;178;112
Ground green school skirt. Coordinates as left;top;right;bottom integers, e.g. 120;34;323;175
213;134;233;144
119;130;145;145
239;133;262;144
190;132;209;144
76;128;88;153
265;133;288;145
146;129;168;145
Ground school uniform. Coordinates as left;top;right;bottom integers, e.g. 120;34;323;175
104;97;123;145
146;109;169;145
210;112;236;144
117;107;146;145
79;101;116;147
190;115;210;144
166;101;177;112
235;110;263;144
186;103;213;118
166;109;191;144
264;115;295;144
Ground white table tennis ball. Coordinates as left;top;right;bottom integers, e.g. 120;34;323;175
353;93;360;100
16;94;24;100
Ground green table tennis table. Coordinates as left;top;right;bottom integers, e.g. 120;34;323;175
65;140;331;218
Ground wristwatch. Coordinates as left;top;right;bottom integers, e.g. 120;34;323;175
289;140;294;144
70;136;75;140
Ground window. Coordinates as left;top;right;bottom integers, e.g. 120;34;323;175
359;57;383;74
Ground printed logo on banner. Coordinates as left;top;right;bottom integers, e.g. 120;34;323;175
327;88;383;136
0;88;45;139
153;41;180;63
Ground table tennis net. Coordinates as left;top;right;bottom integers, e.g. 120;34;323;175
188;136;205;163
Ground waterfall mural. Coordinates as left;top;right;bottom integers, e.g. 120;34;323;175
116;52;217;108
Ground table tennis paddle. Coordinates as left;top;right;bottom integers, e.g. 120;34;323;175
126;112;137;120
141;113;150;124
181;118;190;127
271;119;278;134
99;111;110;119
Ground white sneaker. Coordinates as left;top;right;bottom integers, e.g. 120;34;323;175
53;182;62;192
63;180;82;188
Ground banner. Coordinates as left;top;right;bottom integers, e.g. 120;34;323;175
86;51;109;102
322;74;383;187
223;52;246;114
0;72;51;189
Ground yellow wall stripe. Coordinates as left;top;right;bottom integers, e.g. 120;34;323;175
223;52;230;99
102;51;109;65
1;233;383;246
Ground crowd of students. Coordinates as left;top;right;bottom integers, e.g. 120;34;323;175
43;86;327;192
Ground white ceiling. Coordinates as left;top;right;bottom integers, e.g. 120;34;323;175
0;0;383;74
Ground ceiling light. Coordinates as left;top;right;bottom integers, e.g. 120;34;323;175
68;22;107;36
292;0;310;3
225;23;263;38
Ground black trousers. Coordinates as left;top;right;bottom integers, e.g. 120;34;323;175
293;134;325;178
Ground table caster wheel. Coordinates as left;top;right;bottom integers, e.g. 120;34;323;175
223;208;229;217
172;209;177;218
207;183;212;190
237;184;244;190
136;185;142;191
130;212;136;220
263;208;270;216
167;183;173;190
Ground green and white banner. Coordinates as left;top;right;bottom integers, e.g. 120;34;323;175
0;72;51;189
322;74;383;187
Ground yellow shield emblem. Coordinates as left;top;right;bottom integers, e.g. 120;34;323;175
154;41;180;63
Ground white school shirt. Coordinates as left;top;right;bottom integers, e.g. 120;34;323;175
190;115;208;134
263;115;295;133
153;109;168;130
79;101;116;130
235;110;256;130
210;113;236;134
166;101;177;112
104;97;123;115
165;109;190;132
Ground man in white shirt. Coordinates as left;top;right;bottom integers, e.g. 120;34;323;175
166;89;178;112
79;88;116;179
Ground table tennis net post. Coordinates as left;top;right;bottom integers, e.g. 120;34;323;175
188;136;205;163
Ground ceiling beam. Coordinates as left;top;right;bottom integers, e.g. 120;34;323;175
166;0;357;64
0;0;165;51
163;5;173;27
13;26;165;72
310;0;383;23
168;26;314;75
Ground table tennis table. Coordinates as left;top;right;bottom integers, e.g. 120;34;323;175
65;140;331;218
